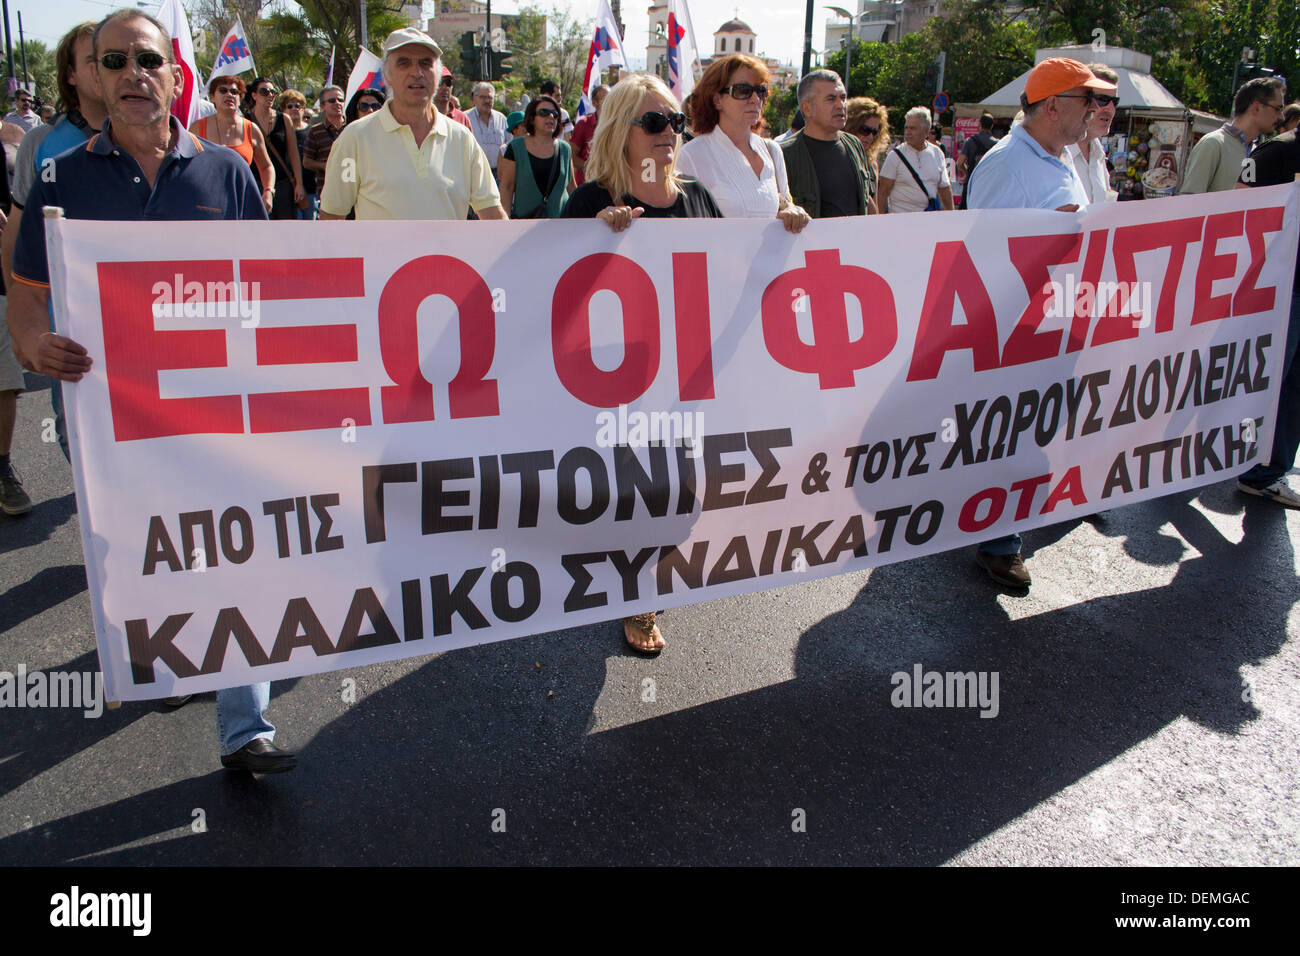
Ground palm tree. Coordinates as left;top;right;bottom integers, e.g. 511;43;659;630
259;1;409;91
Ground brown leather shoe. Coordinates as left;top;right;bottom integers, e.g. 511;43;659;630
976;551;1031;588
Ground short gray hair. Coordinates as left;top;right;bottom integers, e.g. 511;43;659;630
1087;62;1118;84
473;81;495;98
797;69;843;105
904;106;931;127
320;84;343;100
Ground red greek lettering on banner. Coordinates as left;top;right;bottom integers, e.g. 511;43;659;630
761;248;897;389
99;259;243;441
552;253;661;407
377;255;501;422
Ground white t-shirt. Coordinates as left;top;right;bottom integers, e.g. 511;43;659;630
676;127;789;219
879;141;950;212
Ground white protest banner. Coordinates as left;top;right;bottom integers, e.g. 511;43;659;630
47;185;1298;701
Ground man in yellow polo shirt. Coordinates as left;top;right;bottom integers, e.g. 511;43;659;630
320;27;506;220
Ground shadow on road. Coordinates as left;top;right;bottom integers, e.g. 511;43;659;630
1;484;1292;865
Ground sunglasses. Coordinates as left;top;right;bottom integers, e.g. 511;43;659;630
632;110;686;134
99;50;167;72
724;82;768;100
859;125;880;137
536;107;560;118
1055;91;1115;106
323;97;344;104
257;87;277;96
215;85;241;96
284;103;303;109
356;101;380;113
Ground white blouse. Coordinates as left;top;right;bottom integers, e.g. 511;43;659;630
677;126;789;219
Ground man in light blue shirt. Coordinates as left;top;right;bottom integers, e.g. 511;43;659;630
964;57;1116;589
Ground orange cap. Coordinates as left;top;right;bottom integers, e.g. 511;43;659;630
1025;57;1118;104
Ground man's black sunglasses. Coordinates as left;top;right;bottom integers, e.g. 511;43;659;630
724;82;768;101
632;110;686;134
99;50;167;72
1091;94;1119;107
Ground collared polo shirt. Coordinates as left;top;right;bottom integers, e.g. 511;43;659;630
965;123;1088;210
13;117;266;288
320;101;500;220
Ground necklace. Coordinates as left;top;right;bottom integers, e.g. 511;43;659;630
215;113;238;143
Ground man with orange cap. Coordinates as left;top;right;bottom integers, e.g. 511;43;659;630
966;57;1117;215
963;57;1117;589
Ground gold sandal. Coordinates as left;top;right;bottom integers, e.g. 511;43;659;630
622;612;664;655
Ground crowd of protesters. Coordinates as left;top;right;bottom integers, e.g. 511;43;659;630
1;11;1297;771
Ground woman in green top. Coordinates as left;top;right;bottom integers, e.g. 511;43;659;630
498;94;575;218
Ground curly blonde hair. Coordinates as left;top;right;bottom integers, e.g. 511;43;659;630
847;97;890;164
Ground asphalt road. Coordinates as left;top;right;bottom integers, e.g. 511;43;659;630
2;372;1297;865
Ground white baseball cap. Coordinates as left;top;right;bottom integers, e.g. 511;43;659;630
382;27;443;59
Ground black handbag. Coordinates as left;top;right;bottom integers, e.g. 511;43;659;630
892;146;942;211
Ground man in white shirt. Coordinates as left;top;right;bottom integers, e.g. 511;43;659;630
3;89;40;133
878;106;953;212
467;81;509;178
1065;62;1119;204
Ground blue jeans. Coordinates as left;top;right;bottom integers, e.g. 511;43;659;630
296;194;318;220
1240;292;1300;488
217;682;275;755
978;533;1021;556
50;381;70;461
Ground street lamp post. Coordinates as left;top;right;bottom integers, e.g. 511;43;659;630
826;5;854;93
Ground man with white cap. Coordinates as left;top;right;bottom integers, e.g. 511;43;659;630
964;57;1117;590
320;27;505;220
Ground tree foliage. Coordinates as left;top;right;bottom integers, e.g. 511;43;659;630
810;0;1298;130
2;39;58;111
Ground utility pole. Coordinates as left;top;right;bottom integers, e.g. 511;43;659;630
358;0;368;50
481;0;492;81
801;0;813;77
17;9;26;86
1;0;13;92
